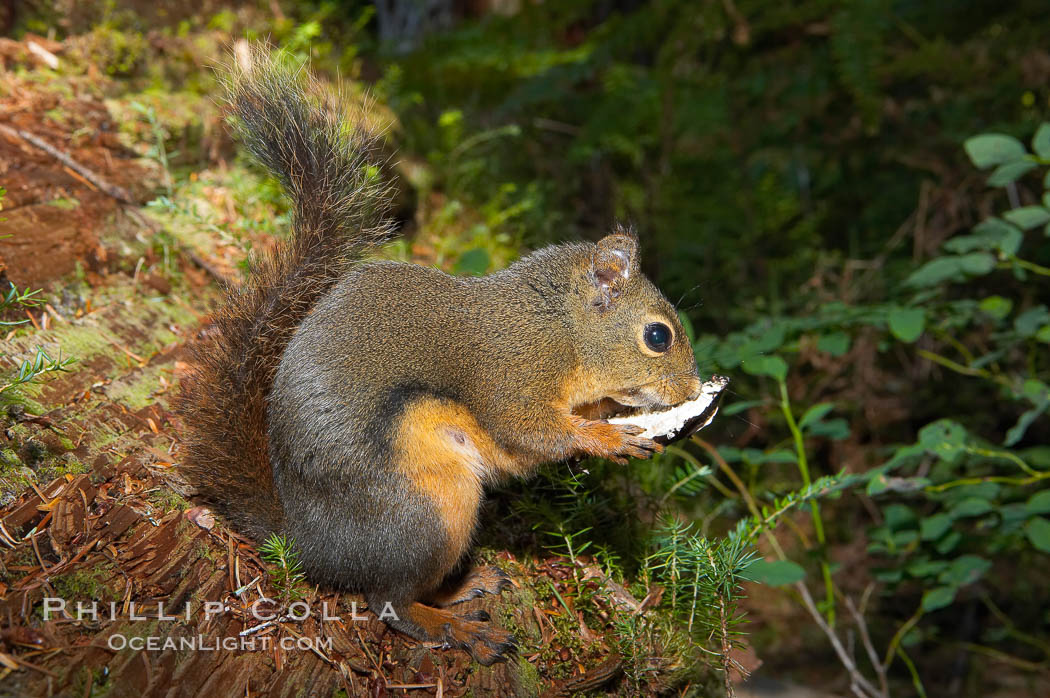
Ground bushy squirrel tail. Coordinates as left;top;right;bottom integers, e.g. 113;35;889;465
176;45;394;540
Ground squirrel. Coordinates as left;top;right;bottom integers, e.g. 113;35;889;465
177;46;704;666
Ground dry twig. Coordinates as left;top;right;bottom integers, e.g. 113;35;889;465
0;123;135;204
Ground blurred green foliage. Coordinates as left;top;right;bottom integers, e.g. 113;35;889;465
374;0;1050;328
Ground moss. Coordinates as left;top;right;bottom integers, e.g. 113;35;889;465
20;439;48;465
3;422;32;441
7;545;35;569
50;565;119;604
0;447;21;467
0;465;36;507
8;392;48;417
55;455;89;477
105;362;168;410
193;540;221;564
13;324;110;371
6;275;205;412
149;488;190;513
47;197;80;210
497;585;542;647
513;656;543;696
84;421;123;453
43;107;69;125
75;26;149;77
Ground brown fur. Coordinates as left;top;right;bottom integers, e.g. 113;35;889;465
393;398;506;570
427;566;513;607
175;47;392;540
396;603;516;666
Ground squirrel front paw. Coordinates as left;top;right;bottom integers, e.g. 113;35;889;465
572;417;663;464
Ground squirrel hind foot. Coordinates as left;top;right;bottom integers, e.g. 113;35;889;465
379;599;517;666
428;565;514;607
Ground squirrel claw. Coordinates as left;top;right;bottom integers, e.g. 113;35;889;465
432;566;514;607
572;417;664;463
451;614;517;666
608;421;663;462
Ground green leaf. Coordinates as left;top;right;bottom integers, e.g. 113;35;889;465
1015;306;1050;337
945;218;1022;256
799;403;834;431
920;513;952;541
1025;447;1050;468
754;323;787;353
1037;325;1050;343
750;449;798;464
741;355;788;381
888;307;925;343
806;418;850;440
905;253;996;288
907;558;948;578
938;555;991;586
453;248;490;276
950;497;993;519
918;419;967;464
738;323;788;360
743;559;805;586
1024;517;1050;553
1033;122;1050;159
999;503;1031;526
978;295;1013;321
906;257;961;287
1004;205;1050;230
722;399;764;416
894;530;919;546
946;482;1000;501
976;219;1023;256
867;473;891;496
873;567;903;583
1007;398;1049;447
1021;378;1050;403
884;503;917;531
922;585;957;611
1026;491;1050;515
964;133;1026;168
958;252;998;275
936;530;962;554
987;160;1037;187
817;331;850;357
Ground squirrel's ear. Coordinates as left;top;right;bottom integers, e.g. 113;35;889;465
589;227;639;309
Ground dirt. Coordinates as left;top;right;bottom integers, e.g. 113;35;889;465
0;44;159;289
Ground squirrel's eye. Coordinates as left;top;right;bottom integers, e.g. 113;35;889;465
643;322;672;353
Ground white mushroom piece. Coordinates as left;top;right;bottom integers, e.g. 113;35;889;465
608;375;729;445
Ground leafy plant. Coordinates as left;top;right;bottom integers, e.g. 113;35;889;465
0;347;76;396
130;101;174;198
0;281;76;397
259;532;308;601
681;120;1050;694
0;284;43;325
